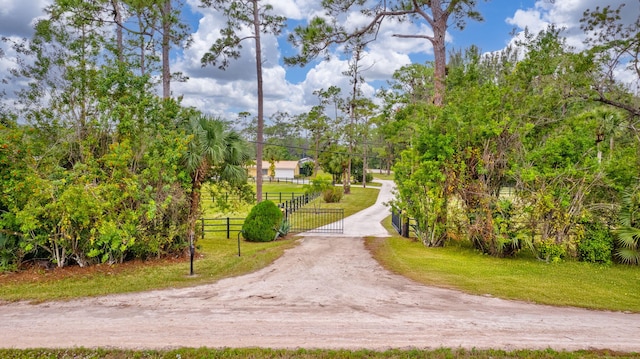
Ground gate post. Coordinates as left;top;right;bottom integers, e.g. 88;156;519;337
402;216;410;237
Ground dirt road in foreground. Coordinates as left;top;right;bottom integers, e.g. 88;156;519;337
1;180;639;351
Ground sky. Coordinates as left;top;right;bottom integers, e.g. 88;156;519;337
0;0;637;123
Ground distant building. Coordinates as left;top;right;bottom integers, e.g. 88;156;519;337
248;160;300;178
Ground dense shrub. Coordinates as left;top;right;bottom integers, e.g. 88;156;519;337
305;173;333;194
352;166;374;184
578;223;614;264
535;240;566;263
323;187;343;203
299;161;314;177
241;201;283;242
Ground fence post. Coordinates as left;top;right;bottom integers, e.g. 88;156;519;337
402;216;410;237
201;218;205;240
226;217;230;239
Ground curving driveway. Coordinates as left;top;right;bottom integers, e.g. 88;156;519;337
1;180;639;351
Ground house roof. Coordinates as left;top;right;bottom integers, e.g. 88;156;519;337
253;160;299;170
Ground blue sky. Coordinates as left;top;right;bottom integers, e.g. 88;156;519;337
0;0;636;121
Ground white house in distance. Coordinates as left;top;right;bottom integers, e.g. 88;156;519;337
248;160;301;178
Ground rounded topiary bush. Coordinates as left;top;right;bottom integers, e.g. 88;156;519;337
242;200;283;242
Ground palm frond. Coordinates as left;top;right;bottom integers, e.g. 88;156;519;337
614;226;640;248
614;248;640;265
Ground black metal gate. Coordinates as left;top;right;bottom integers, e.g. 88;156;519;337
285;208;344;233
392;209;412;237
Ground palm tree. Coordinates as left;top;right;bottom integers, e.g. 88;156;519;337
183;115;250;252
614;190;640;265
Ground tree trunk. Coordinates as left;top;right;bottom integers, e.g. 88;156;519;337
362;142;367;188
253;0;264;202
161;0;171;99
430;0;448;107
110;0;123;63
187;164;206;254
138;14;146;75
314;135;320;176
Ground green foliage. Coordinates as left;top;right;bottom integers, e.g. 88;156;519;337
206;182;255;215
391;104;453;247
350;159;373;184
305;173;334;194
241;200;283;242
389;27;635;259
578;223;614;264
0;232;20;272
0;3;199;270
323;187;344;203
300;161;314;177
276;219;291;238
614;190;640;265
535;240;567;263
493;199;532;257
318;144;348;183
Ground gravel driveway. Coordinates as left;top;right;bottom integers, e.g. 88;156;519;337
1;180;639;351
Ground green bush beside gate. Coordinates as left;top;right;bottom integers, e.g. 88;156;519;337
241;201;283;242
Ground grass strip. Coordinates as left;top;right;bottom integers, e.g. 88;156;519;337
366;217;640;312
0;348;637;358
0;235;296;302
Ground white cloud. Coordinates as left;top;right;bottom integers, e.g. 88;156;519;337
506;8;548;34
174;1;302;120
0;0;50;108
506;0;635;51
0;0;49;37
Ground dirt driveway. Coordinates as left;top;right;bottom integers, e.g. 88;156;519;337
1;180;639;351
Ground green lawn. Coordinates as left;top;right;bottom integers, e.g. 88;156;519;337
262;181;308;193
315;186;379;217
371;171;394;181
201;181;309;217
367;216;640;312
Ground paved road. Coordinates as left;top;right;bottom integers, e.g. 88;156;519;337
0;180;639;351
